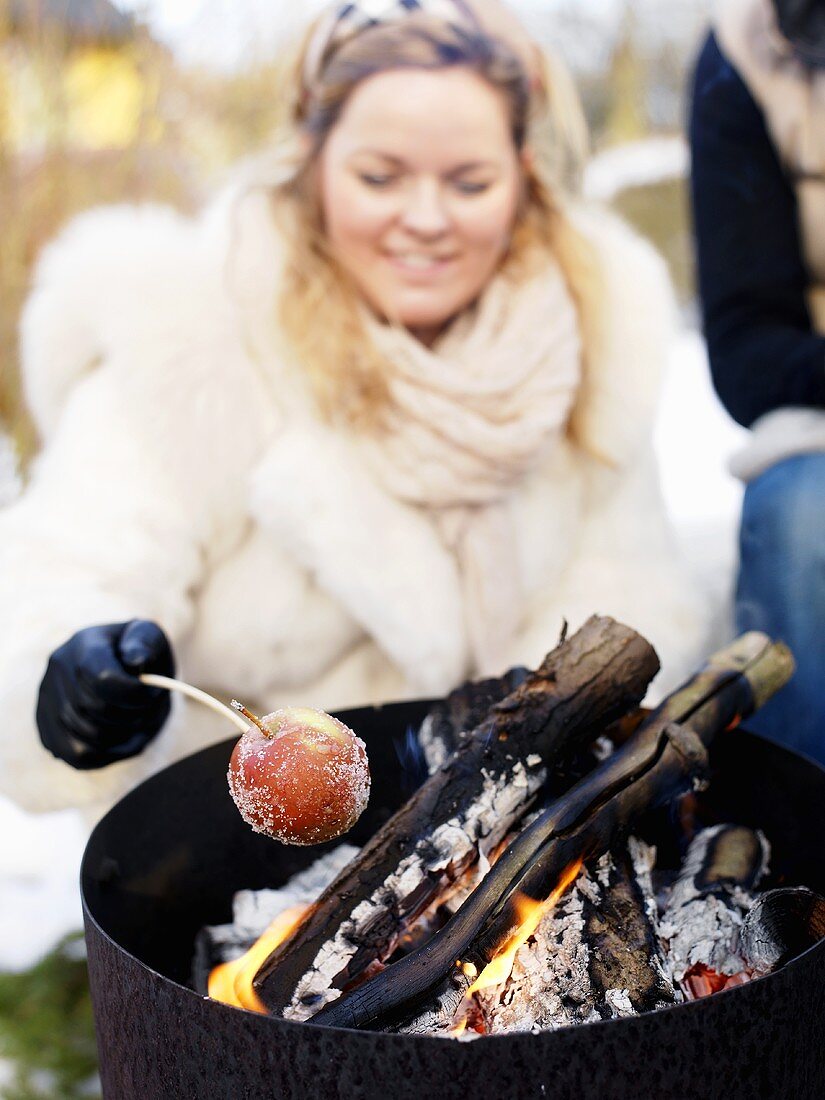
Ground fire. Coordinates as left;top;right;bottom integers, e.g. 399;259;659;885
467;859;584;996
208;904;308;1013
448;1016;468;1038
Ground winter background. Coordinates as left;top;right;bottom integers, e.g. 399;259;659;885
0;2;745;1079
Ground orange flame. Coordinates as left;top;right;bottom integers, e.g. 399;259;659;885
467;858;584;996
208;904;308;1013
448;1016;468;1038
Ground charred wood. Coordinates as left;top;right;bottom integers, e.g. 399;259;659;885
471;839;677;1037
436;858;594;1037
580;837;678;1017
417;667;529;773
659;825;769;997
253;616;659;1017
740;887;825;973
481;858;594;1034
308;632;793;1031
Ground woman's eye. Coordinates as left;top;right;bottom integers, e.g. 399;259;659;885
454;180;492;195
359;173;396;188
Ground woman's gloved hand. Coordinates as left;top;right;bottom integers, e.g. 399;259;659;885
36;620;175;770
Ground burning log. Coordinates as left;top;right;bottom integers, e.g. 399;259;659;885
452;838;679;1037
579;837;678;1016
417;667;529;773
308;632;794;1032
253;616;660;1017
659;825;769;999
740;887;825;974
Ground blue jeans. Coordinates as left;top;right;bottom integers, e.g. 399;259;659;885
735;453;825;765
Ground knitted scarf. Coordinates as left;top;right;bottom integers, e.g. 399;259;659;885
357;260;581;673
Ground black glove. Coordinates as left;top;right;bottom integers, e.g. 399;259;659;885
37;620;175;770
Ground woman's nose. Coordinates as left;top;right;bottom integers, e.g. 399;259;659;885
399;180;450;237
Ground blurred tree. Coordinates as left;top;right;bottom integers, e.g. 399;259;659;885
613;177;694;307
604;3;649;145
0;0;191;463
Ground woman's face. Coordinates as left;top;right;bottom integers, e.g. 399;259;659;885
317;67;524;345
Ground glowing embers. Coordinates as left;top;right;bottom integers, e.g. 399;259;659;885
682;963;752;1000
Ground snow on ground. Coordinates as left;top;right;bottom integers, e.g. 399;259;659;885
0;439;87;971
656;328;747;645
0;325;747;972
0;798;88;970
0;1057;13;1089
585;136;689;203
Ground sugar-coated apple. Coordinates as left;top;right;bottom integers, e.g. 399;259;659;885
227;703;370;845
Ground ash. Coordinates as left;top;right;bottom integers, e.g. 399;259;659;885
481;865;593;1033
201;845;360;965
659;824;770;983
465;839;677;1035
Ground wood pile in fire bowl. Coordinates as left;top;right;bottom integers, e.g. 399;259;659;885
81;618;825;1100
194;617;823;1038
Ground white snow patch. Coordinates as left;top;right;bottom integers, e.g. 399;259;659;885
585;136;689;203
0;795;88;971
655;330;749;646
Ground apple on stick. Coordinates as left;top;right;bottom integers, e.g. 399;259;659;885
227;703;371;846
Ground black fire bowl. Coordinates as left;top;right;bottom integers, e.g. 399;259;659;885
81;699;825;1100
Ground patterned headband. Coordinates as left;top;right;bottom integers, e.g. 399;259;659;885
301;0;491;95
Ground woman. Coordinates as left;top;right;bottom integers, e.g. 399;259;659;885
0;0;701;818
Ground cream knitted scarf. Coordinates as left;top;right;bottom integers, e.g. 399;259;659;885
358;260;582;674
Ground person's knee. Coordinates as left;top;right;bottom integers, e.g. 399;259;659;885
740;454;825;572
737;455;825;757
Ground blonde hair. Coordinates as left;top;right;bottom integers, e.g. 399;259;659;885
240;9;602;431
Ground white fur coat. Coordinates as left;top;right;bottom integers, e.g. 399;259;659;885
0;185;705;815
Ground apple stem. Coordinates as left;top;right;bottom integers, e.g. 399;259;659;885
230;699;271;736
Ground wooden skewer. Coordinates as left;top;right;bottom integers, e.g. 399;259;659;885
139;673;251;734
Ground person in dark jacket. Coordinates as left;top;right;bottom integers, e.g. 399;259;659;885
690;0;825;764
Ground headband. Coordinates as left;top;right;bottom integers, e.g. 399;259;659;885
301;0;523;97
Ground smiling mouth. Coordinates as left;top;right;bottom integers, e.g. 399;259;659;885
385;252;458;273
